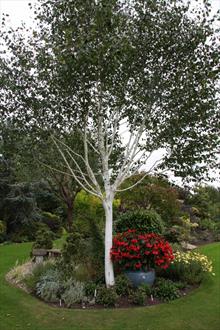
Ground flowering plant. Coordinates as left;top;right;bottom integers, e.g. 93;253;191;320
173;251;214;275
111;230;174;271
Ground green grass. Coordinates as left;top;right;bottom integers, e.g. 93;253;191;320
0;242;219;330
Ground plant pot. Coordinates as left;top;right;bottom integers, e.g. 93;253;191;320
124;269;155;287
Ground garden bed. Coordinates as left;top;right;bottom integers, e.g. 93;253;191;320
5;259;200;310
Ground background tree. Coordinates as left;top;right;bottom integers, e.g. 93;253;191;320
0;123;97;230
0;0;219;286
118;173;181;223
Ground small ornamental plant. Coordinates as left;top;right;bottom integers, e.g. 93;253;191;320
111;230;174;271
173;251;214;274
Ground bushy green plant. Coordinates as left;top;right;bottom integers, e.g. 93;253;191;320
162;251;214;284
213;221;220;241
24;261;55;292
60;230;104;281
37;280;61;303
139;283;151;296
170;243;183;252
114;209;165;234
199;218;217;231
84;281;97;297
36;268;62;302
3;182;41;242
129;290;145;305
165;216;198;243
189;186;220;221
114;274;132;296
118;174;181;223
96;285;118;307
61;280;85;307
152;278;180;302
59;232;86;277
33;227;54;250
164;226;182;243
0;220;7;243
41;211;62;236
129;285;150;306
174;281;187;290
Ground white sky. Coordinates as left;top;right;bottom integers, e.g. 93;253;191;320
0;0;219;28
0;0;219;187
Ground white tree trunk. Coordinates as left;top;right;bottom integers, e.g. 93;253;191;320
103;199;115;287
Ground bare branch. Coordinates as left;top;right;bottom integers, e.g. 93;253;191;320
116;157;163;192
113;124;145;190
52;135;87;165
108;109;120;157
84;123;103;195
52;136;103;198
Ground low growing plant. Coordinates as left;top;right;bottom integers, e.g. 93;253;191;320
96;285;118;307
129;283;151;306
163;251;214;284
114;274;132;296
24;261;55;292
129;287;146;306
36;268;62;302
84;281;97;298
61;280;85;307
152;278;180;302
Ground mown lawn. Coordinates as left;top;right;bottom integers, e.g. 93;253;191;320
0;242;219;330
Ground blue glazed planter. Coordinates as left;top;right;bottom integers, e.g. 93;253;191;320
124;269;155;287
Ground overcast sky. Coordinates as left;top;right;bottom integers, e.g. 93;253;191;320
0;0;219;187
0;0;219;28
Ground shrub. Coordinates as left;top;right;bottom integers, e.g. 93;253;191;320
114;274;132;296
152;278;180;302
41;211;62;236
60;231;104;281
24;261;55;292
61;280;85;307
165;216;198;243
36;268;62;302
213;222;220;241
139;283;151;296
199;218;217;231
111;230;174;271
0;220;7;243
115;210;165;234
129;284;151;306
84;281;97;297
59;232;87;278
37;280;61;303
33;227;54;250
96;285;118;307
163;251;214;284
164;226;183;243
170;243;183;252
118;174;181;222
129;287;146;306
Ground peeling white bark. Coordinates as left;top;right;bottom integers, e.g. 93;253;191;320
103;199;115;287
52;111;164;287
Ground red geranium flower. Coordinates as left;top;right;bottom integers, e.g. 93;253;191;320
111;230;174;271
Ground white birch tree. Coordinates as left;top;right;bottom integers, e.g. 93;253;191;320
0;0;219;287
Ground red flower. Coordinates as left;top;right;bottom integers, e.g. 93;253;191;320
135;262;142;269
131;239;138;244
111;229;174;271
